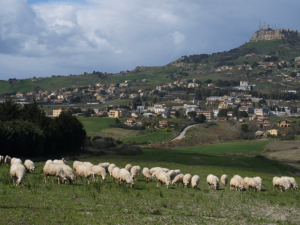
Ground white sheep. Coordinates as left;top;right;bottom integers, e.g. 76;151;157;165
233;175;247;190
10;162;26;186
45;160;53;165
150;167;161;174
75;164;95;184
60;164;75;184
119;168;134;189
92;165;106;182
43;163;67;184
183;174;192;188
244;177;260;191
11;158;22;165
108;164;117;176
207;174;219;190
172;174;184;186
174;169;181;176
191;175;200;189
289;177;298;190
125;164;133;172
4;155;11;166
230;178;243;191
83;162;94;168
131;166;141;180
155;170;171;188
167;170;177;181
24;160;35;173
98;162;110;172
220;174;228;186
73;161;83;172
253;177;262;190
142;167;152;181
112;167;120;182
53;158;67;165
161;168;170;173
273;177;289;191
0;155;3;166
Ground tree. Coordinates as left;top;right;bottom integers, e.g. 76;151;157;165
187;111;197;118
0;99;21;121
238;111;248;118
251;61;259;68
241;124;248;132
218;109;227;117
198;114;206;123
115;118;120;124
174;110;180;118
291;72;297;78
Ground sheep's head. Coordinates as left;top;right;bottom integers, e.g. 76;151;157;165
62;178;68;184
130;183;134;189
30;167;35;172
16;178;23;186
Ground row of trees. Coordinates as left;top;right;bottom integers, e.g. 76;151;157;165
0;100;86;156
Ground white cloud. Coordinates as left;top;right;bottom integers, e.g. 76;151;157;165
171;31;185;45
0;0;300;79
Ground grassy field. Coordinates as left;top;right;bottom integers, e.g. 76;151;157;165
0;148;300;224
123;131;176;143
175;141;270;154
269;117;299;122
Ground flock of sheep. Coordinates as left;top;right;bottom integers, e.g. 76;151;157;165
0;155;298;192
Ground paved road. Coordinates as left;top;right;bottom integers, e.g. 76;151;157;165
171;124;199;141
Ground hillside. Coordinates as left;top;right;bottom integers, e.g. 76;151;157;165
2;28;300;94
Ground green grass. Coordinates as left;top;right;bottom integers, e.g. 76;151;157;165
78;117;126;134
0;148;299;224
123;131;176;143
175;141;270;154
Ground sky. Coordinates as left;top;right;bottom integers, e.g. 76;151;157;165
1;0;300;80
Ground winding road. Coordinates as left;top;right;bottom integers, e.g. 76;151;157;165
171;124;199;141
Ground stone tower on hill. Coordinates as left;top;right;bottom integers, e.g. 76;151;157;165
250;28;300;43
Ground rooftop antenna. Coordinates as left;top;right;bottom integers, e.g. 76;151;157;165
259;21;261;30
267;24;269;29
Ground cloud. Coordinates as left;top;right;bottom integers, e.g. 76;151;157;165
1;0;300;79
171;31;186;45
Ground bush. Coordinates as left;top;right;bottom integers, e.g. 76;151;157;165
109;123;145;130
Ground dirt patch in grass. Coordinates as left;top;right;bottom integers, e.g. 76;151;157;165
264;141;300;152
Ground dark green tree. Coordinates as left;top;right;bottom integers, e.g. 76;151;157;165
198;114;206;123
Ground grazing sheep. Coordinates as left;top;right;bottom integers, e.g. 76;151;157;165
183;174;192;188
119;168;134;189
24;160;35;173
244;177;261;191
43;163;67;184
53;158;67;165
4;155;11;166
253;177;262;190
131;166;141;180
92;166;106;182
230;178;243;191
11;158;22;165
142;167;152;181
150;167;161;174
161;168;170;173
0;155;3;166
207;174;220;190
125;164;133;172
155;170;171;188
233;175;247;190
75;165;95;184
191;175;200;189
174;169;181;176
73;161;83;172
83;162;94;168
273;177;289;191
98;162;110;172
112;167;120;182
172;174;184;186
289;177;298;190
167;170;177;180
60;164;74;184
108;164;117;176
45;160;53;165
10;162;26;186
220;174;228;186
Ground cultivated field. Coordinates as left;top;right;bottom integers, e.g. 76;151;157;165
0;147;299;224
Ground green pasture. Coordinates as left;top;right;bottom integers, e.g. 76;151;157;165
175;141;270;154
78;117;125;134
0;148;299;224
122;131;176;143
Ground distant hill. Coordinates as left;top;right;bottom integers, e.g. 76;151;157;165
1;28;300;95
